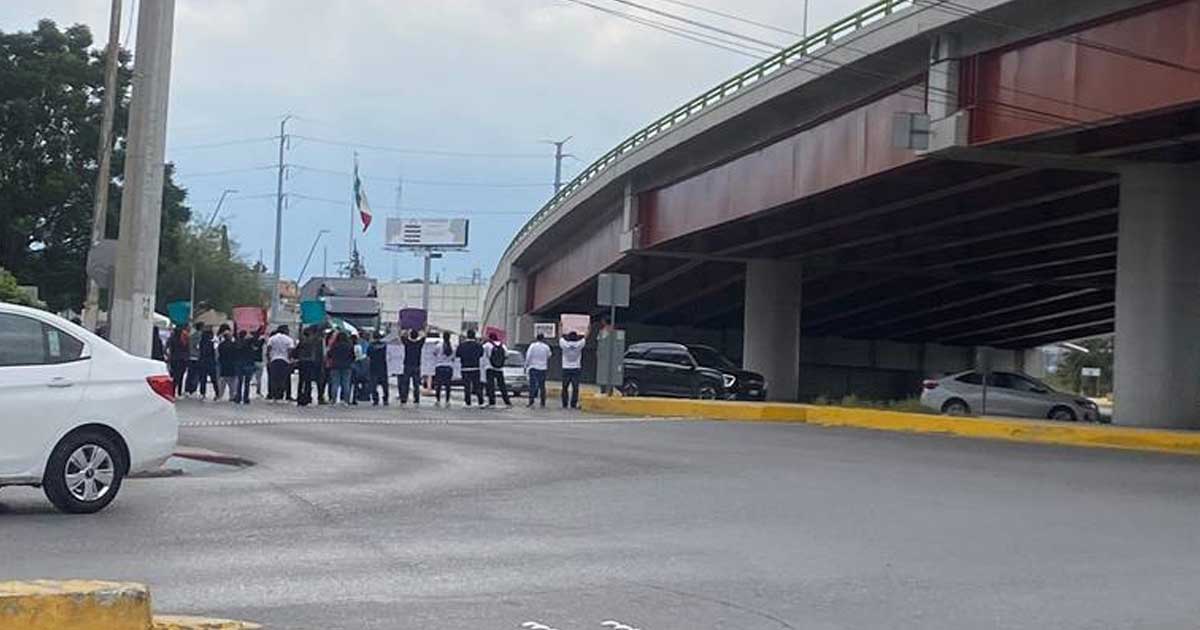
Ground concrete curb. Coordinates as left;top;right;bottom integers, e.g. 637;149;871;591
0;580;151;630
0;580;260;630
173;447;255;468
153;615;261;629
581;395;1200;455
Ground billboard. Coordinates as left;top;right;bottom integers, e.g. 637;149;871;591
386;218;469;248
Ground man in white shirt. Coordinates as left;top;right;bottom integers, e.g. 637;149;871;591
524;333;552;408
265;325;296;402
558;331;585;409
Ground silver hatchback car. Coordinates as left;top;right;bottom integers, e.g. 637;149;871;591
920;370;1102;422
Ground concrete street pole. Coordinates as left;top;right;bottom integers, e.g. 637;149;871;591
83;0;123;329
109;0;175;356
270;116;292;324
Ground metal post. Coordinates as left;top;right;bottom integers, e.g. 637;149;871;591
188;265;195;321
296;229;329;284
422;250;432;312
608;303;617;396
109;0;175;356
83;0;123;329
544;136;573;194
270;115;291;323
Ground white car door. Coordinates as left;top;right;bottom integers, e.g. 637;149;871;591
0;312;89;476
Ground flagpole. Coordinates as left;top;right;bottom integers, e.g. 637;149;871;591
350;152;357;264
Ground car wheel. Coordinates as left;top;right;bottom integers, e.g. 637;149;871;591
622;379;640;397
941;399;970;416
1049;406;1077;422
43;430;124;514
697;385;718;400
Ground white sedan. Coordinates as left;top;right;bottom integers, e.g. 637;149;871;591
0;302;178;513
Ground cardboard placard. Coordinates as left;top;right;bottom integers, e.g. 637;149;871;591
399;308;427;330
560;314;590;337
232;306;267;334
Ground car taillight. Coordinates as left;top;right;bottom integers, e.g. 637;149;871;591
922;379;939;390
147;375;175;403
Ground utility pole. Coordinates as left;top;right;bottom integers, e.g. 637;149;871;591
83;0;123;330
392;175;403;281
421;250;443;312
109;0;175;356
270;115;292;324
543;136;573;194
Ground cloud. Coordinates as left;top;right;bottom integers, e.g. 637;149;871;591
2;0;862;288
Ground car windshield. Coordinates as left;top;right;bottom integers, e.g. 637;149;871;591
688;346;738;371
505;351;523;368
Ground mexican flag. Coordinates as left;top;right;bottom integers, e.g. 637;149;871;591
354;163;373;232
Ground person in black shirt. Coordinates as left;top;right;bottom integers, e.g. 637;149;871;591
367;332;389;406
328;332;355;405
455;329;485;407
197;328;220;399
295;326;323;407
167;327;189;397
217;329;240;402
399;328;425;404
234;330;255;405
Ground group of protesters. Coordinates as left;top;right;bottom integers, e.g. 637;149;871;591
157;320;588;410
160;322;265;403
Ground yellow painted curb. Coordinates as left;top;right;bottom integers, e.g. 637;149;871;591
0;580;151;630
582;395;1200;455
153;615;262;629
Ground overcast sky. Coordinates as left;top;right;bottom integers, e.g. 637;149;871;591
2;0;863;287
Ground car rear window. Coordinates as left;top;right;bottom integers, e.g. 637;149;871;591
956;372;983;385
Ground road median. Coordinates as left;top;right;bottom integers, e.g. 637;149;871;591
582;395;1200;455
0;580;259;630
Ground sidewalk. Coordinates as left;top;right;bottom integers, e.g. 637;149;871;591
582;395;1200;456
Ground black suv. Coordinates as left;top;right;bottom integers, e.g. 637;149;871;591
621;342;767;400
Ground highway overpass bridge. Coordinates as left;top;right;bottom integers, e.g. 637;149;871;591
482;0;1200;427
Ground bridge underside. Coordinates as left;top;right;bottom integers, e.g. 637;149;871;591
539;104;1200;352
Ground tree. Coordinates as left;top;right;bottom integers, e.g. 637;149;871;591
0;19;264;314
1048;337;1114;395
0;266;45;308
156;223;266;315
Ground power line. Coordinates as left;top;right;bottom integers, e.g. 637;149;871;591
170;136;277;151
564;0;774;59
291;164;552;188
600;0;788;50
290;135;548;159
287;193;531;216
650;0;801;37
174;164;278;178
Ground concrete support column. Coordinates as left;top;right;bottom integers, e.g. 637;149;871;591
505;268;529;345
743;260;802;402
110;0;175;356
1114;165;1200;427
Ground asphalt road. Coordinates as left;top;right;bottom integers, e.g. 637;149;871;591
3;399;1200;629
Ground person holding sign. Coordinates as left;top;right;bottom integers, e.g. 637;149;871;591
399;328;426;404
559;330;585;409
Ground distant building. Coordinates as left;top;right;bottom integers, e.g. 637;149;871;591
378;279;486;333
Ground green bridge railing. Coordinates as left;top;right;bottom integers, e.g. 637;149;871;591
503;0;917;260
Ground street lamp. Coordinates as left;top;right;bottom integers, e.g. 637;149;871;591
297;229;331;285
192;188;238;321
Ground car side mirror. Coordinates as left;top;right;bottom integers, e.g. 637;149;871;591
1031;387;1048;394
